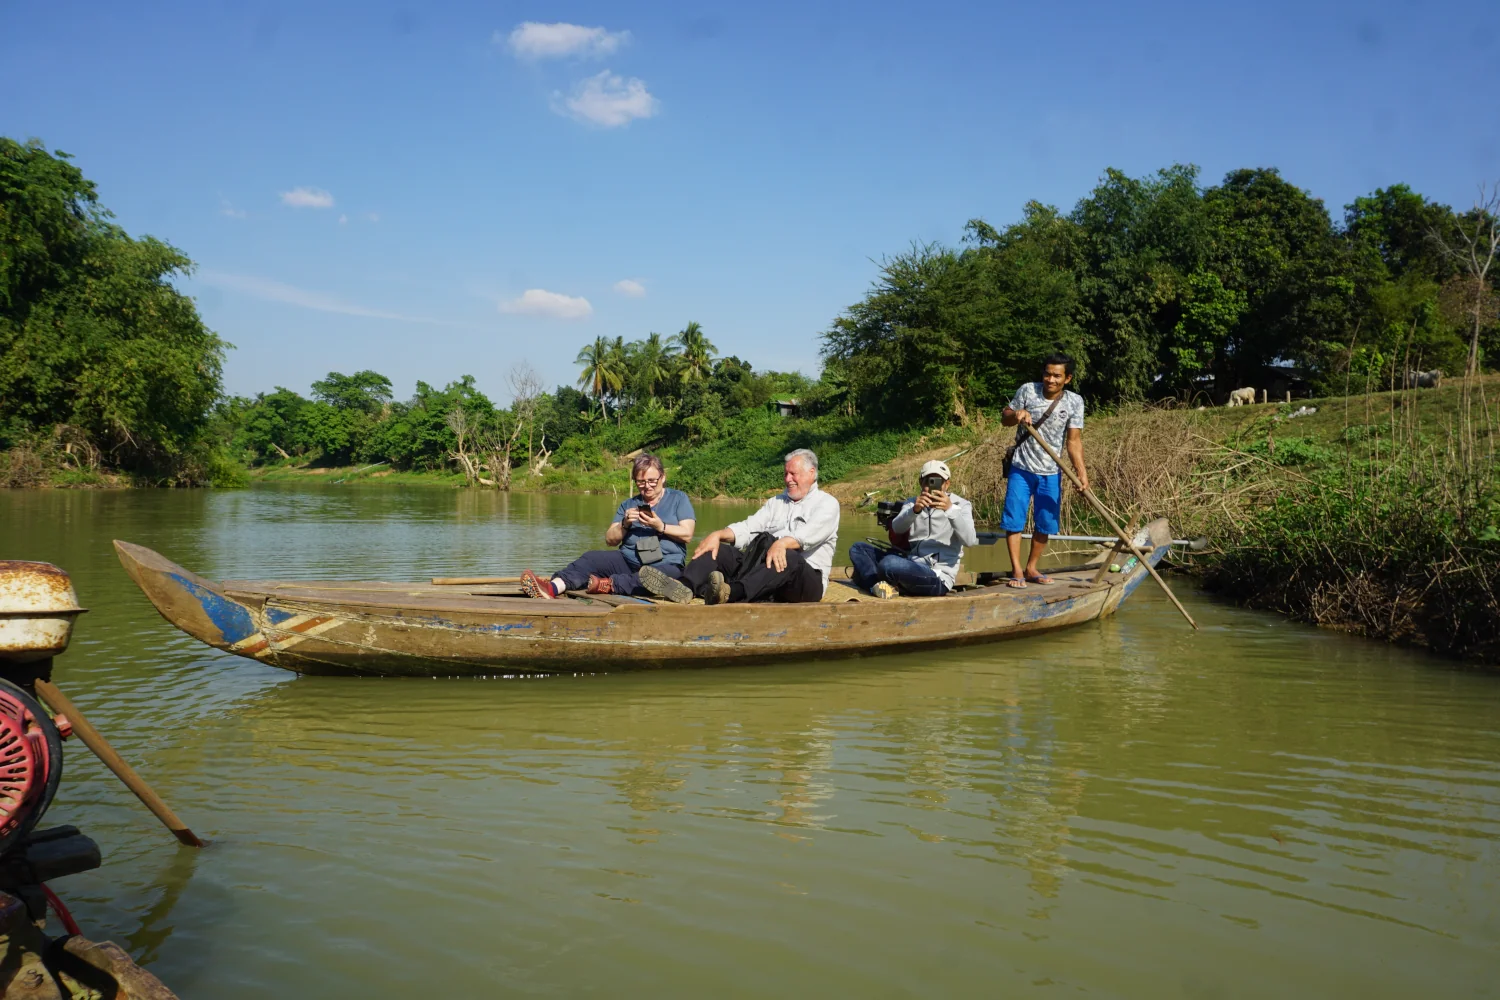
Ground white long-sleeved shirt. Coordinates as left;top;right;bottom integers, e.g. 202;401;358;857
727;484;842;594
890;493;978;588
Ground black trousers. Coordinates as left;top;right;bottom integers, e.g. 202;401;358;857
680;536;823;603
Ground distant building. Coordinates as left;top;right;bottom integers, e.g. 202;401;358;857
772;398;800;418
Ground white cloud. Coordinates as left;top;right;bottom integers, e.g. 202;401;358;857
338;214;349;225
554;71;659;127
502;22;629;59
198;271;452;325
220;199;247;219
613;279;646;298
366;211;380;223
498;288;593;320
280;186;335;209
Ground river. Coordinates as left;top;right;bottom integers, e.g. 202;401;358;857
1;485;1497;997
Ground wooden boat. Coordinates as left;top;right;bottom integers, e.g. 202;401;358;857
113;519;1173;676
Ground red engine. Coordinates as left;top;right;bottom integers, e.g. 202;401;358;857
0;680;62;855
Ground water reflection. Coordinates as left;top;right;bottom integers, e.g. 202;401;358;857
2;487;1498;997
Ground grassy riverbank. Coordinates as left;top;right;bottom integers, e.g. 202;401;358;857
951;376;1500;664
247;412;981;499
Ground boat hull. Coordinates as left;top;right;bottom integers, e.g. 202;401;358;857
114;523;1172;676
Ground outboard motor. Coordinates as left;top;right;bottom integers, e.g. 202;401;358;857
0;562;99;922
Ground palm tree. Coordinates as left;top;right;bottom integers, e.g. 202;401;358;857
632;332;675;401
575;336;624;420
606;336;629;424
669;321;717;383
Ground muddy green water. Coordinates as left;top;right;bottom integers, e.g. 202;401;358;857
1;486;1497;997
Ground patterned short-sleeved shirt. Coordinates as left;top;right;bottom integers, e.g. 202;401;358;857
1008;382;1085;476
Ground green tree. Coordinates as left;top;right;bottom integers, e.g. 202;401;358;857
1068;165;1210;402
1203;167;1368;386
670;321;717;383
575;336;625;421
309;370;393;413
627;332;676;403
235;387;309;460
1344;184;1458;282
0;138;227;477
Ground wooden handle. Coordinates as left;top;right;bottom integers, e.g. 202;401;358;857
1020;424;1198;630
34;680;205;847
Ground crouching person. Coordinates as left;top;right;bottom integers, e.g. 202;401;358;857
640;448;839;604
520;454;695;598
849;460;976;599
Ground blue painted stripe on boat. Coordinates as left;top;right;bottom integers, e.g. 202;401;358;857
170;573;256;643
266;607;297;625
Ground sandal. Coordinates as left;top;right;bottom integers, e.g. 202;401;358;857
1025;572;1054;585
1006;577;1028;589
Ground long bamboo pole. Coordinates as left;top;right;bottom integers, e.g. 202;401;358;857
1020;423;1198;630
34;679;205;847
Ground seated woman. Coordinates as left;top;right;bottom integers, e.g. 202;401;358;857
520;454;695;598
848;460;976;598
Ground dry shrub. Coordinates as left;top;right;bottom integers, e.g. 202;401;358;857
955;405;1256;536
0;445;47;488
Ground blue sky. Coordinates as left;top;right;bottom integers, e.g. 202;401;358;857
4;1;1497;404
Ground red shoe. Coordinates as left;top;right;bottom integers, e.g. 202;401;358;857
520;569;557;599
585;575;613;595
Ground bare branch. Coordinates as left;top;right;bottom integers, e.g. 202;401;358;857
1426;181;1500;376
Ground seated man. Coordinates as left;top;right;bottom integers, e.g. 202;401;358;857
520;454;695;598
639;448;839;605
848;460;976;599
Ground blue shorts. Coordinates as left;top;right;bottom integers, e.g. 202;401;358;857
1001;468;1061;535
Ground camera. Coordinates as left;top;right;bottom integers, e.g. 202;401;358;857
874;500;904;528
921;475;946;493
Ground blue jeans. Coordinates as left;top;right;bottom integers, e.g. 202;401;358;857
1001;468;1062;535
848;542;949;597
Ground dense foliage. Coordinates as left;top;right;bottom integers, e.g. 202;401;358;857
825;165;1497;424
5;138;1495;499
0;139;229;483
216;326;832;493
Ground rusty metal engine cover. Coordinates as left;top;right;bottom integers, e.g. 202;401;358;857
0;563;87;664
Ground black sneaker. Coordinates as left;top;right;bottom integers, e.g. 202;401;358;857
639;565;694;604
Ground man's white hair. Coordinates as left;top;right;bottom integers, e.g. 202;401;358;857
784;448;819;474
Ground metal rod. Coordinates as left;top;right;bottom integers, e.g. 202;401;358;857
431;576;522;585
34;679;205;848
1020;424;1199;630
977;532;1204;547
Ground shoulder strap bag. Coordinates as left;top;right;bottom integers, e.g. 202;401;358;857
1002;389;1063;478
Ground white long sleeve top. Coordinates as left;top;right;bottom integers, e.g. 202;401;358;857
726;484;842;594
890;493;978;588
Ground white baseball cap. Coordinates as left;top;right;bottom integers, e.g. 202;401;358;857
919;460;951;481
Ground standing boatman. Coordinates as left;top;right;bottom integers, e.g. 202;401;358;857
1000;354;1088;588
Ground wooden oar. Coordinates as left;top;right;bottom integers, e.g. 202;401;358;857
1020;423;1198;630
34;679;205;847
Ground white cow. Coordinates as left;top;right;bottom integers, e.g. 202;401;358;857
1402;369;1442;389
1227;387;1256;407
